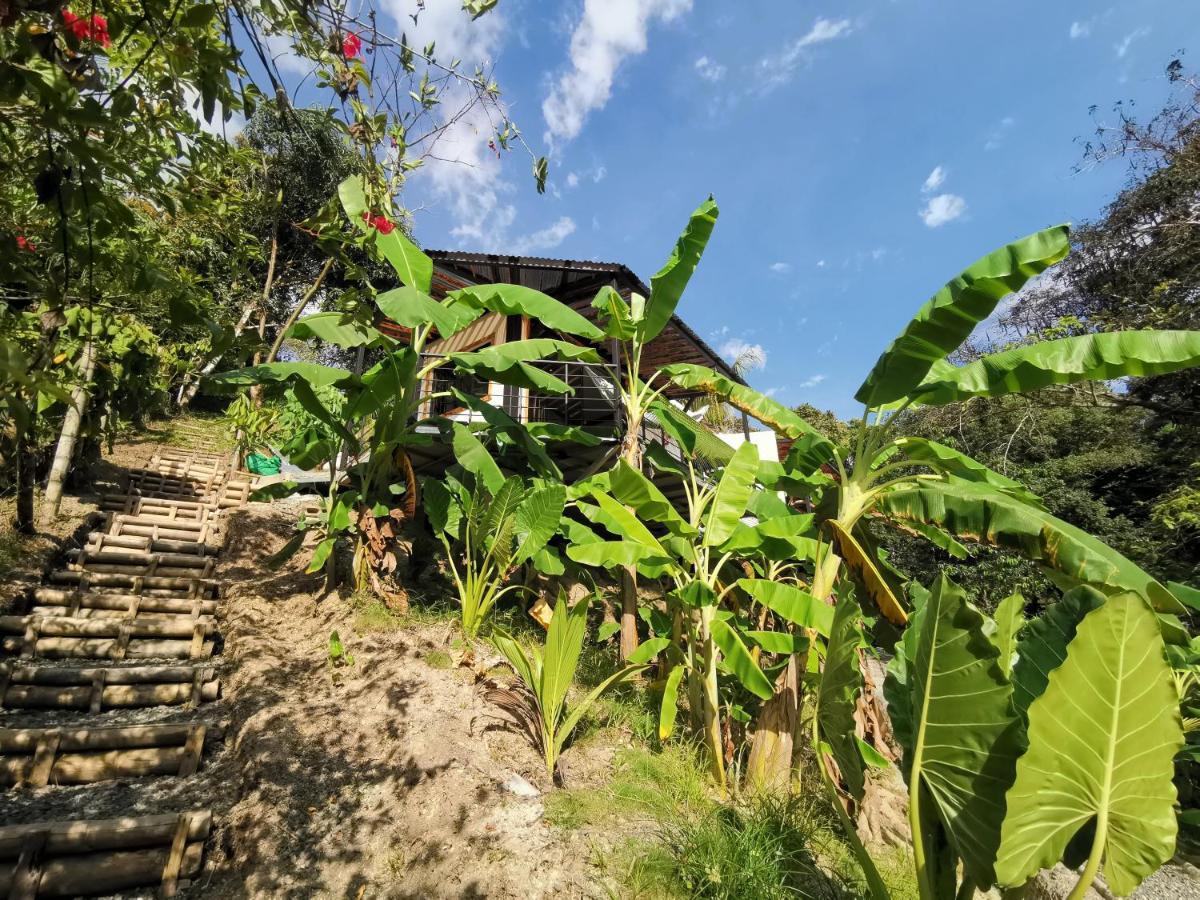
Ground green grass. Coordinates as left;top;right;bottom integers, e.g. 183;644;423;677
546;744;918;900
424;649;454;670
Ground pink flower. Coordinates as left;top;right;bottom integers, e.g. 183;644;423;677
342;32;362;59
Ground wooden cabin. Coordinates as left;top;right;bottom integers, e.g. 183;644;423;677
374;250;755;486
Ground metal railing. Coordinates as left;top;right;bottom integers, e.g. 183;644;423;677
416;354;620;428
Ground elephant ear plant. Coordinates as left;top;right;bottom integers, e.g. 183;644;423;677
487;590;658;778
880;576;1183;900
209;175;602;598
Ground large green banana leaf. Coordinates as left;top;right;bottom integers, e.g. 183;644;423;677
894;437;1043;507
449;422;504;492
855;225;1070;407
447;339;602;395
660;363;836;454
996;592;1183;895
641;197;719;342
818;592;869;802
444;284;604;341
288;312;385;348
590;284;637;340
884;575;1025;888
375;286;479;339
646;397;735;463
565;540;674;571
737;579;834;636
910;330;1200;405
1009;585;1105;719
879;480;1185;614
711;616;774;700
339;176;433;293
448;388;560;480
605;459;692;536
704;441;760;547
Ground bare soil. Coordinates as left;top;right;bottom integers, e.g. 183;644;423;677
198;501;616;899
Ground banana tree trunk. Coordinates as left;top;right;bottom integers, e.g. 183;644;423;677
40;340;97;526
745;654;800;793
618;436;642;660
698;605;726;791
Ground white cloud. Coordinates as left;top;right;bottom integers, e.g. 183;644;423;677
756;18;855;92
1115;26;1151;59
871;247;887;261
719;338;767;371
261;32;315;78
1069;20;1091;39
919;193;967;227
694;55;726;82
509;217;577;254
922;165;946;193
769;261;792;274
564;165;605;189
984;116;1016;151
816;259;826;268
798;374;827;389
543;0;692;145
373;2;522;250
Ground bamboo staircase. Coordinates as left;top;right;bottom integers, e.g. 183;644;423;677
0;443;252;898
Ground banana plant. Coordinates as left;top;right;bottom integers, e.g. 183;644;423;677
209;175;602;597
566;442;829;791
582;195;720;662
487;590;657;777
423;428;566;636
881;575;1184;900
663;226;1200;630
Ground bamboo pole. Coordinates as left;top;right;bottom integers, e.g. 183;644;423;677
49;571;220;596
0;636;214;660
0;681;219;710
0;723;224;753
0;811;211;858
0;842;205;896
0;616;215;639
3;664;215;685
30;590;218;616
0;747;190;786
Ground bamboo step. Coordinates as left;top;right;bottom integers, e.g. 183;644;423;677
0;615;216;640
49;570;220;598
66;548;217;577
31;589;218;618
0;811;210;897
0;723;220;787
0;664;218;711
99;496;211;520
85;533;215;557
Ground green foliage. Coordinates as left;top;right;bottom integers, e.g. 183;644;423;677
489;591;649;774
997;592;1183;895
224;392;279;462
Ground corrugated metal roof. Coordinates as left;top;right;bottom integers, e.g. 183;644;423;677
426;249;745;387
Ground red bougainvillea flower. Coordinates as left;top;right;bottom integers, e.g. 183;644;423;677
16;235;35;252
61;9;111;47
361;211;395;235
342;32;362;59
90;14;111;47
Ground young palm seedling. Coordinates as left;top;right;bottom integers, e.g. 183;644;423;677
487;590;657;779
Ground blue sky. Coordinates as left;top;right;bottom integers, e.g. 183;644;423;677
252;1;1199;417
